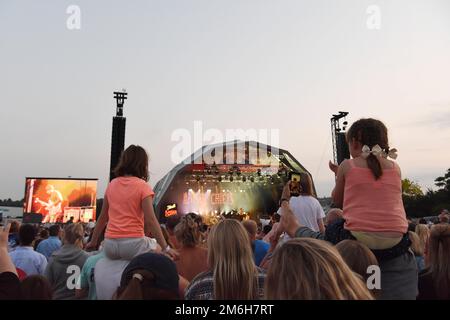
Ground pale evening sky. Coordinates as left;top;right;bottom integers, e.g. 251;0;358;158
1;0;449;200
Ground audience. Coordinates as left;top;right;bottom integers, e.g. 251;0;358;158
165;214;182;249
265;238;373;299
7;220;20;252
0;223;22;300
242;220;270;267
409;231;426;272
9;224;47;277
325;208;343;226
114;252;181;300
75;248;105;300
174;213;208;282
94;256;130;300
45;223;89;300
185;219;266;300
415;224;430;264
438;211;449;224
260;224;272;241
417;224;450;299
1;129;448;302
33;229;49;250
36;224;62;260
21;275;53;300
280;173;325;237
87;145;176;260
335;240;380;297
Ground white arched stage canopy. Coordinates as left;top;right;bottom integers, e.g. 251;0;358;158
153;140;316;223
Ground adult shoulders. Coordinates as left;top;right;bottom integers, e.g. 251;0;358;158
0;272;22;300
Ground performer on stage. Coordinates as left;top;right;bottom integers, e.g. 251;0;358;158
35;185;63;223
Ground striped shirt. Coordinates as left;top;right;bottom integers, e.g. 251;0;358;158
185;268;266;300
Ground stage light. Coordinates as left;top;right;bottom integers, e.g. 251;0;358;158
218;176;222;182
230;176;234;182
207;189;211;192
188;189;193;192
242;176;247;182
222;189;225;193
257;169;261;176
250;176;254;182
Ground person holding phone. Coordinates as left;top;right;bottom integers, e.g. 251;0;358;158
277;173;325;242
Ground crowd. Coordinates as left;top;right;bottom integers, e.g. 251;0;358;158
1;119;450;300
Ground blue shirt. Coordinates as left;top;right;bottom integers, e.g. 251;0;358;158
36;236;62;260
253;240;270;266
9;246;48;276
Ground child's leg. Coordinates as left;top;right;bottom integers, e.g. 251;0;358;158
104;237;158;260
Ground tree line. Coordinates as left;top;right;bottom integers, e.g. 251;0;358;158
403;168;450;218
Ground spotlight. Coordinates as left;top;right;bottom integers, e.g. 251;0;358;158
230;176;234;182
242;176;247;182
257;169;261;176
250;176;254;182
218;176;222;182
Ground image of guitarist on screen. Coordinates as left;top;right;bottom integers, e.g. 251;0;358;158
35;185;63;223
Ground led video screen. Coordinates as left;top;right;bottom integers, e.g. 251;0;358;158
23;178;97;224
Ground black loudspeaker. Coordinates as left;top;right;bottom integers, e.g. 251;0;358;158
336;132;350;164
110;116;126;181
22;213;43;224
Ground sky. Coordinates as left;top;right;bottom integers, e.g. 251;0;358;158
1;0;450;200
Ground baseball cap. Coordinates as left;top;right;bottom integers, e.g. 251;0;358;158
120;253;179;296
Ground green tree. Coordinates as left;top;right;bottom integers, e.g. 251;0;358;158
435;168;450;190
402;178;423;197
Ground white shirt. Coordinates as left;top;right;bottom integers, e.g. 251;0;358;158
94;257;129;300
9;246;48;276
279;195;325;241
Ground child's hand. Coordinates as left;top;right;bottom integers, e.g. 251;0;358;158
165;247;179;261
85;241;98;252
329;161;339;175
281;182;291;200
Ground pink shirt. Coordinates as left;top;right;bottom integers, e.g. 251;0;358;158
105;176;155;239
343;160;408;234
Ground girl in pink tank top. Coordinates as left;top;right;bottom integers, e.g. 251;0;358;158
329;119;408;248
